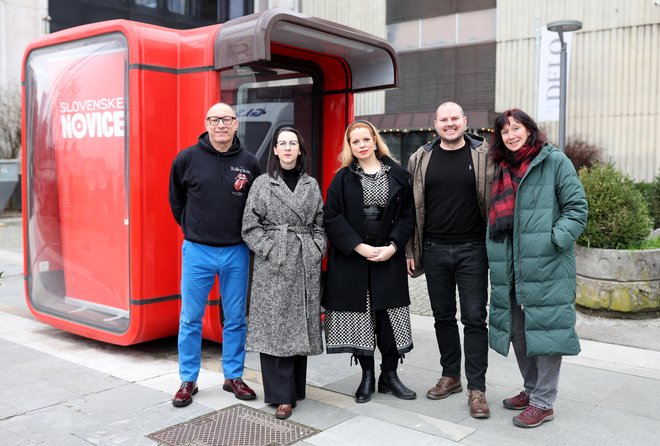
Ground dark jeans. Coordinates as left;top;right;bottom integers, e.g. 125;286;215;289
422;240;488;391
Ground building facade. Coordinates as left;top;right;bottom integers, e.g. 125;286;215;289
497;0;660;181
4;0;660;180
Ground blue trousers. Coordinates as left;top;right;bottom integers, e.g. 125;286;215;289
178;240;250;382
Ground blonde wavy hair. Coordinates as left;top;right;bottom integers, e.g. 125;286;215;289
338;120;394;168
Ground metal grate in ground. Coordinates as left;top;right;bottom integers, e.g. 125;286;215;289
147;404;319;446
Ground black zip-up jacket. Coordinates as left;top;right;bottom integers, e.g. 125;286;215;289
169;132;260;246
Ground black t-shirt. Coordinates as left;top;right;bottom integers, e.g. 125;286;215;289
423;143;486;244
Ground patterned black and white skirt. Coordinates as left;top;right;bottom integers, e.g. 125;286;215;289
324;293;413;356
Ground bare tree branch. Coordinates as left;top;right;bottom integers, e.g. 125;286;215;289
0;87;22;159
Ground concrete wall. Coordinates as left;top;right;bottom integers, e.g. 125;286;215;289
0;0;48;92
496;0;660;181
301;0;387;116
253;0;387;116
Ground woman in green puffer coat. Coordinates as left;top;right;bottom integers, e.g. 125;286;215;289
486;109;587;429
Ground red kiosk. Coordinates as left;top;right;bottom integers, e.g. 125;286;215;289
21;9;398;345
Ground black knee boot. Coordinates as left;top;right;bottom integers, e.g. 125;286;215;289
354;355;375;403
378;367;416;400
355;369;375;403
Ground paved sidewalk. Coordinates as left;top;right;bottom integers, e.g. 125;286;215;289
2;215;660;445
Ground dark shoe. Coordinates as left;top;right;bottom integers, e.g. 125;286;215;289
468;389;490;419
426;376;462;400
223;377;257;400
172;381;198;407
503;390;529;410
513;405;554;428
275;403;295;420
377;371;417;400
355;370;376;403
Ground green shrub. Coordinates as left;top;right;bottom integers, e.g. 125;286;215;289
577;163;652;249
634;181;659;229
627;235;660;250
646;169;660;229
633;168;660;229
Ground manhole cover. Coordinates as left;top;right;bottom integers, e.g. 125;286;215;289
148;404;319;446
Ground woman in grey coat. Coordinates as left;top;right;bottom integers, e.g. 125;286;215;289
242;127;327;420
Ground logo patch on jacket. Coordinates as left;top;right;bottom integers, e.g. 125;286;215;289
234;173;248;192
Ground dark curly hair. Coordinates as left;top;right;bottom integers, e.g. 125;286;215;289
489;109;547;163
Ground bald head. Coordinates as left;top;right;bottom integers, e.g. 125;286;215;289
434;102;468;150
436;102;465;119
205;102;238;152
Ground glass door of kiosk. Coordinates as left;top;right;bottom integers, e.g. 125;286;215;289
223;66;317;176
24;35;130;334
200;65;319;340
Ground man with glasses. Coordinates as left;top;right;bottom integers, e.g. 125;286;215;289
169;102;261;407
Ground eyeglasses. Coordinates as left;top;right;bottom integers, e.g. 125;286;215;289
276;140;299;148
206;116;236;126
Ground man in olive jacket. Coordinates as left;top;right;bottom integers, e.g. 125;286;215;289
405;102;494;418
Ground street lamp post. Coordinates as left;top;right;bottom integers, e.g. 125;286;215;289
547;20;582;152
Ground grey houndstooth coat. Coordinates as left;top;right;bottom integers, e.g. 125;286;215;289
241;172;327;357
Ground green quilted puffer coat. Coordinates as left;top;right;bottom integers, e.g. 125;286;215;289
487;144;588;357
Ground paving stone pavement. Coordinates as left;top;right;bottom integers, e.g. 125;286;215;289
2;214;660;445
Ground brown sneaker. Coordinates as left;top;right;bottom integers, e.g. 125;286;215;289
513;405;554;428
426;376;462;400
468;389;490;418
503;390;529;410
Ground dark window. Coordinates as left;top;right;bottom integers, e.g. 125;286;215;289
381;131;436;167
387;0;496;24
47;0;254;31
200;0;219;21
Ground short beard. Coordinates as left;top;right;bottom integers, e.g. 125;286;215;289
440;133;464;145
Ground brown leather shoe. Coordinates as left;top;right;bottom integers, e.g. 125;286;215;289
468;389;490;419
223;377;257;400
426;376;462;400
172;381;198;407
275;403;294;420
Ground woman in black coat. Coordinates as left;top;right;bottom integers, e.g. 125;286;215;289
323;120;416;403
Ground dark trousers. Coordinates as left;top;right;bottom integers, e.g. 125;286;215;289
356;309;399;372
260;353;307;405
422;240;489;391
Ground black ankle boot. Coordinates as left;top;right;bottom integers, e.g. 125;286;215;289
377;370;417;400
355;369;375;403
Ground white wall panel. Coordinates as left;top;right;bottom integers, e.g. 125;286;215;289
302;0;387;116
497;0;660;181
0;0;48;90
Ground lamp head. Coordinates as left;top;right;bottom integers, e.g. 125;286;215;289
547;20;583;33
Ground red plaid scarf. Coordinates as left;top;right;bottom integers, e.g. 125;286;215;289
488;145;541;238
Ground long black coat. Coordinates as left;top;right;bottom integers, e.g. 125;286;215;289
322;156;415;312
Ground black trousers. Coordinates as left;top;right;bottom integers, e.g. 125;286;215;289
356;309;399;372
422;240;489;391
359;221;400;373
260;353;307;404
